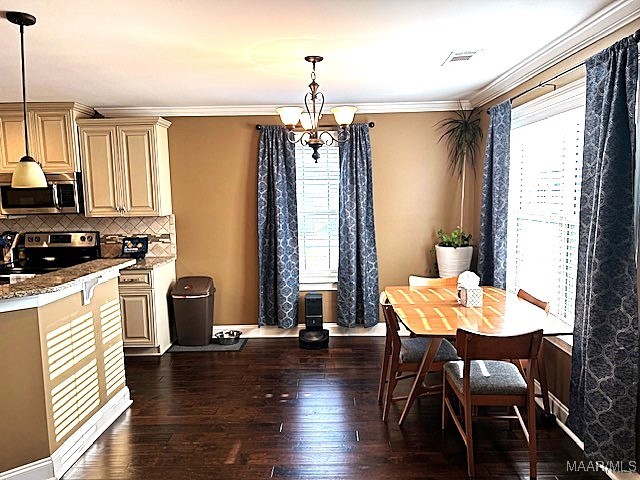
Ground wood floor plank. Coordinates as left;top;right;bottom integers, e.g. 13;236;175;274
62;337;606;479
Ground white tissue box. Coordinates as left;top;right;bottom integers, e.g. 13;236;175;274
460;287;483;307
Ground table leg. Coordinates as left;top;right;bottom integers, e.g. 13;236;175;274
398;337;442;427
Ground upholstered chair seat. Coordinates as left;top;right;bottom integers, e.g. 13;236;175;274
400;338;459;364
444;360;527;395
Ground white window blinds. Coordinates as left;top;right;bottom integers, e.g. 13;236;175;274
295;142;340;283
507;82;585;326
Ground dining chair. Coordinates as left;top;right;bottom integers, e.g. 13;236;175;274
516;288;551;418
408;274;458;287
442;328;543;479
378;291;458;421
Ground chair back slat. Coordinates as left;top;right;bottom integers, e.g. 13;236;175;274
409;275;458;287
517;289;550;314
455;329;543;361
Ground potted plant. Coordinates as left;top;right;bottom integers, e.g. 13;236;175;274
435;227;473;278
437;103;483;230
434;104;482;277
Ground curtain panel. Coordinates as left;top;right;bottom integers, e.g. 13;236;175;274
257;126;299;328
567;34;639;465
337;123;379;327
477;101;511;289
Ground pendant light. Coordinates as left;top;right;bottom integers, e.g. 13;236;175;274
7;11;47;188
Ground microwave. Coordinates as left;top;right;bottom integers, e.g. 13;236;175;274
0;172;84;215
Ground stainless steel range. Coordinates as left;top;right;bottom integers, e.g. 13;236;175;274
0;231;101;284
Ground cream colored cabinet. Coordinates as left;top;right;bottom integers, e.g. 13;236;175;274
120;290;154;345
118;261;176;356
78;117;172;217
0;103;93;173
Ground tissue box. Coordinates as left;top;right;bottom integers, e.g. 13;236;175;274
460;287;483;307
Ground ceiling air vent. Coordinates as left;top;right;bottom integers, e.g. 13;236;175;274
442;51;479;65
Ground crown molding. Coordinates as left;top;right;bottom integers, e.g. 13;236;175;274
470;0;640;108
94;100;472;118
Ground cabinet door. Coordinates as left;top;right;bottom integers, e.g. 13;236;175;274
31;109;76;172
79;126;122;217
119;290;155;346
0;112;27;173
118;125;159;216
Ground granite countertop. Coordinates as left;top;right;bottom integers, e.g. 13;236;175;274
123;256;176;270
0;258;135;300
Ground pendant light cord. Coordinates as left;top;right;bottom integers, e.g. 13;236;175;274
20;24;30;158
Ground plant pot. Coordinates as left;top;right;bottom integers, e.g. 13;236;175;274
435;245;473;278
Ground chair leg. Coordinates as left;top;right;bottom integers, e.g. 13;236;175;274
382;355;399;422
537;347;551;415
441;372;448;430
377;336;391;405
528;391;538;479
464;401;475;478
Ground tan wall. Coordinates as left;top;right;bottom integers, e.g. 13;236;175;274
167;112;461;325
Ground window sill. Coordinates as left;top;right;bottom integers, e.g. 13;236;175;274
300;282;337;292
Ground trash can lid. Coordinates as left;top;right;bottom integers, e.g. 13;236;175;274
172;276;215;297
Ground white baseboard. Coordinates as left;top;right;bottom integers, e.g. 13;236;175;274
51;387;132;478
213;322;387;338
0;458;54;480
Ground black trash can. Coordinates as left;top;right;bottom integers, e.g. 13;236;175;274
171;276;215;346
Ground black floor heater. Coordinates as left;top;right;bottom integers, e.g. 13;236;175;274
299;292;329;349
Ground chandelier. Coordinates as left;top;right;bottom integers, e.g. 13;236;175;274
277;56;357;162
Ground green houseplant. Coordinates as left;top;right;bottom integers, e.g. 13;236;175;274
434;107;482;277
434;226;474;277
437;104;483;230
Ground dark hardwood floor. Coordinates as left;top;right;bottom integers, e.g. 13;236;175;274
63;337;605;480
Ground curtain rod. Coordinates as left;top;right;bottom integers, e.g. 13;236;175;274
487;29;640;113
256;122;375;131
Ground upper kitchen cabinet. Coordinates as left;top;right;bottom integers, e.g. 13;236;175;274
77;117;173;217
0;102;94;173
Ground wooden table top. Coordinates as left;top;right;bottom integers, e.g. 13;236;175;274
384;286;573;337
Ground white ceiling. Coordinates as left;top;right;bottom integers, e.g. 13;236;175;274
0;0;633;111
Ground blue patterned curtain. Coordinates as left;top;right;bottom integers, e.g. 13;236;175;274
567;35;639;464
477;101;511;289
257;126;299;328
337;123;379;327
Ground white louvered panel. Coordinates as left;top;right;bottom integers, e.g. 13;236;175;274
507;105;585;326
295;141;340;283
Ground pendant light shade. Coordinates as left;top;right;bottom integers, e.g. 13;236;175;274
11;156;47;188
7;11;47;188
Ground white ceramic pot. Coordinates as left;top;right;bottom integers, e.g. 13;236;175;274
435;245;473;278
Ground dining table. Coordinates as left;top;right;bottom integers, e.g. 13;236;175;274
383;284;574;426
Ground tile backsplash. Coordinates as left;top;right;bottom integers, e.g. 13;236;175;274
0;215;176;258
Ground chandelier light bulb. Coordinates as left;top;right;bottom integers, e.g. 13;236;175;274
276;106;302;128
331;106;357;126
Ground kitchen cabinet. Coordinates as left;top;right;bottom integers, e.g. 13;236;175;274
118;260;176;355
78;117;173;217
0;102;94;173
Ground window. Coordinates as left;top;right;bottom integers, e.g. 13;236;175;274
507;81;585;326
295;142;340;284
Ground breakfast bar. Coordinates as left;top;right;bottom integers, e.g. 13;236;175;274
0;259;134;479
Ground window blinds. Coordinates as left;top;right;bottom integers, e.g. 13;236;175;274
295;142;340;283
507;103;585;325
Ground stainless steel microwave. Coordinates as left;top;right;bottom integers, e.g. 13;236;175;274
0;172;84;215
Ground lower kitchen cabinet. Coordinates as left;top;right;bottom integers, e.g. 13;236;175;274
118;260;176;355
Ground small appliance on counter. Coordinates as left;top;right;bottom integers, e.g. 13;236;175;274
122;236;148;259
0;231;19;264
